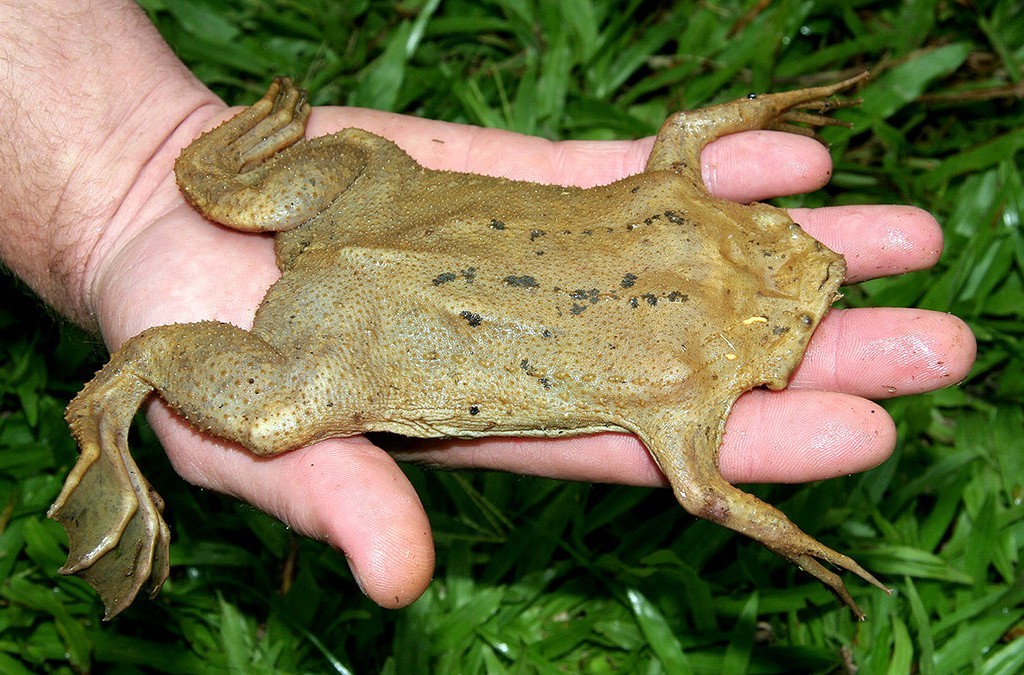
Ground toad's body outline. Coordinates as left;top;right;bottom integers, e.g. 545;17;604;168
50;74;888;620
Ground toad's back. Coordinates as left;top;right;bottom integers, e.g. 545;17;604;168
253;165;840;440
51;75;887;622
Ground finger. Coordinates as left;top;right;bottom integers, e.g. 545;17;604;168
792;205;943;282
793;307;976;399
720;389;894;483
309;106;645;186
699;130;834;201
389;388;894;486
147;405;435;608
309;108;833;198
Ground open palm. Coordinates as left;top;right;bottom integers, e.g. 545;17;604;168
87;95;974;608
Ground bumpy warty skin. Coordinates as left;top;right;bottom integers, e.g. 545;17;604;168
51;75;887;621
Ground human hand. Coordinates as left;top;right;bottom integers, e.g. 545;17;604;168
89;96;975;609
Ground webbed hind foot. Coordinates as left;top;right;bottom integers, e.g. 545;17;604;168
174;77;315;231
49;361;168;620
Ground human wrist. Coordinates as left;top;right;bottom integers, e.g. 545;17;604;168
0;0;218;331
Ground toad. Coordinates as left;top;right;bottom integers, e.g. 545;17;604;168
50;73;888;619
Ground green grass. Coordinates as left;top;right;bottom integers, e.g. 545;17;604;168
2;0;1023;672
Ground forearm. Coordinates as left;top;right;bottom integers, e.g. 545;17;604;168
0;0;216;330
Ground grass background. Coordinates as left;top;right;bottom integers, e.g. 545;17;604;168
1;0;1022;672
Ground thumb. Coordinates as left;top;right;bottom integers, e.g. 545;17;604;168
148;404;435;608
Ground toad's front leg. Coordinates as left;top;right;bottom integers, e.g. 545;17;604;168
635;412;889;619
51;322;329;618
646;72;868;184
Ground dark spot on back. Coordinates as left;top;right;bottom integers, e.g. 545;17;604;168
621;273;638;289
490;219;506;230
461;267;476;283
664;210;687;225
642;293;658;306
570;288;600;304
667;291;688;302
570;303;587;315
432;272;457;286
530;229;546;241
469;405;480;415
460;311;483;327
505;275;540;289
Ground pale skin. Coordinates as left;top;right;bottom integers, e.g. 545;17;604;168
0;0;975;610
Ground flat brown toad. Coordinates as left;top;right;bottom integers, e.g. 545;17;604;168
50;73;888;620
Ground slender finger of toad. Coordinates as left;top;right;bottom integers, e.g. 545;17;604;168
793;307;976;399
791;205;943;282
147;405;435;609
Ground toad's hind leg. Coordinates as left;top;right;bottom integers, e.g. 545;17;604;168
50;361;168;620
646;72;868;178
50;322;319;619
634;414;889;619
175;77;407;232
